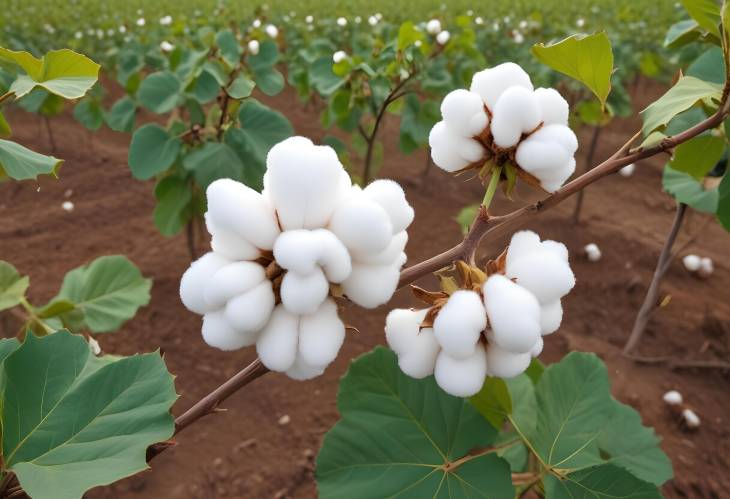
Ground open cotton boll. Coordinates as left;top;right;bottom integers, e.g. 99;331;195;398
209;226;261;261
280;269;330;315
256;305;300;372
619;163;636;177
505;230;541;263
485;343;531;379
224;281;275;333
699;257;714;277
539;300;563;336
202;310;254;351
206;179;280;250
397;327;440;379
534;87;569;126
329;198;393;255
314;229;352;282
682;254;701;272
385;308;429;354
203;261;267;308
436;30;450;45
298;299;345;368
433;290;487;359
483;275;541;354
342;254;406;308
663;390;683;406
515;125;577;191
286;355;326;380
180;252;231;315
541;240;569;262
362;180;415;233
470;62;533;110
508;252;575;304
584;243;602;262
266;137;345;230
426;18;441;34
490;86;541;148
352;231;407;265
530;336;544;357
434;345;488;397
274;230;325;276
682;409;701;429
440;89;489;137
429;121;485;172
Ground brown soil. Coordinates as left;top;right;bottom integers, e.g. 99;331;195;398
1;77;729;499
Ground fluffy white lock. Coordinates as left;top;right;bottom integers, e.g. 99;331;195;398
682;254;701;272
361;180;415;234
530;336;544;357
429;121;485;172
180;252;231;315
206;215;260;261
224;282;275;333
434;344;488;397
297;299;345;368
352;231;408;265
485;343;532;379
534;87;569;126
490;86;542;148
385;308;429;354
342;253;407;308
426;18;442;34
280;268;330;315
433;290;487;359
584;243;602;262
286;355;326;381
515;124;578;192
440;89;489;137
256;305;300;372
470;62;534;110
397;326;441;379
539;300;563;336
203;261;267;309
328;197;394;255
483;275;541;353
274;229;352;283
201;310;259;351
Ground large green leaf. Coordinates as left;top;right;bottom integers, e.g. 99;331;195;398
0;48;99;99
0;261;29;311
310;57;344;96
686;46;725;85
105;97;137;133
663;165;719;213
469;377;511;430
154;176;193;236
716;171;730;231
2;331;176;499
681;0;721;38
216;29;241;67
49;255;151;333
664;20;701;49
316;347;514;499
668;134;725;180
641;76;722;136
0;139;61;181
227;73;255;99
73;99;104;131
137;71;181;114
182;142;245;189
532;32;613;108
544;464;662;499
128;124;181;180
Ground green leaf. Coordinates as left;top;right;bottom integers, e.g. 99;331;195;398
669;135;725;180
470;377;511;430
0;261;29;311
316;347;514;499
248;40;279;68
455;204;479;235
137;71;181;114
105;97;136;132
532;32;613;108
191;69;221;104
0;110;11;137
397;21;425;50
718;172;730;231
128;124;181;180
663;165;719;213
641;76;722;136
544;464;662;499
50;255;152;333
216;29;241;67
3;331;176;499
0;48;100;99
664;20;701;49
252;66;285;96
154;176;193;236
310;57;344;96
686;46;725;85
183;142;245;189
227;73;255;99
681;0;721;38
0;139;61;181
73;99;103;131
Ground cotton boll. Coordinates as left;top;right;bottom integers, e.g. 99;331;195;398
426;19;442;34
541;240;569;262
483;275;541;353
206;215;261;260
508;252;575;304
534;87;569;126
530;336;544;357
280;269;330;315
266;137;345;230
682;254;701;272
206;179;279;250
342;254;406;308
539;301;563;336
314;229;352;282
329;198;393;255
539;161;575;193
485;343;531;379
470;62;534;110
256;305;299;372
362;180;414;233
490;86;541;147
298;299;345;367
505;231;541;264
663;390;683;406
224;281;275;334
584;243;602;262
286;355;326;380
515;125;577;191
433;290;487;359
352;231;408;265
436;30;450;45
434;345;488;397
440;89;489;137
699;257;714;277
203;261;267;308
247;39;260;55
180;252;231;315
274;230;324;275
385;308;429;354
332;50;346;63
682;408;701;429
265;24;278;38
202;310;252;351
619;163;635;177
429;121;485;172
397;327;440;379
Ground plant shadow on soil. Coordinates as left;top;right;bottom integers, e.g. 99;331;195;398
1;78;729;498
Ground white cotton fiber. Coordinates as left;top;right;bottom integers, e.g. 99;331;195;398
329;198;393;255
266;136;345;230
385;308;429;354
490;86;541;148
286;355;326;380
314;229;352;282
541;239;569;262
505;231;541;263
298;299;345;368
470;62;534;110
342;254;406;308
485;343;531;379
224;281;275;333
202;310;253;351
515;124;577;192
206;179;280;250
483;275;541;353
397;327;440;379
353;231;408;266
699;257;714;277
209;226;261;261
534;87;569;126
429;121;485;172
433;290;487;359
434;345;488;397
280;268;330;315
180;252;231;315
507;252;575;304
663;390;683;406
273;230;324;275
362;180;415;233
256;305;299;372
539;300;563;336
584;243;602;262
682;254;701;272
530;336;544;357
440;89;489;137
203;261;267;308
